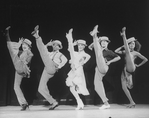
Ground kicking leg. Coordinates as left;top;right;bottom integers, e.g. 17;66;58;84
5;26;18;61
121;27;136;73
91;25;108;74
32;26;56;74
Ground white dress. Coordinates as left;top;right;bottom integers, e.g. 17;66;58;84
66;51;89;95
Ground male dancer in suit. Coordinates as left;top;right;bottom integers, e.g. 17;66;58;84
32;25;67;110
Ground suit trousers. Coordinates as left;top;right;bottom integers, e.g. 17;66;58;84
7;41;28;106
14;71;28;105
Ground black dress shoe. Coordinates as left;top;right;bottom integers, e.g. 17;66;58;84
49;102;59;110
21;104;29;111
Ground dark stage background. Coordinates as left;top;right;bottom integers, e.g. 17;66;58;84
0;0;149;106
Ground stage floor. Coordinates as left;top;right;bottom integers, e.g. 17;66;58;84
0;104;149;118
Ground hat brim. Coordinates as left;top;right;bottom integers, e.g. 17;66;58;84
127;38;136;44
77;43;87;46
52;43;62;49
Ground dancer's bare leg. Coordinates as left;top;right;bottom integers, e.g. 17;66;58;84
94;67;108;103
121;71;135;108
91;26;110;109
121;27;136;73
91;25;108;74
70;86;84;110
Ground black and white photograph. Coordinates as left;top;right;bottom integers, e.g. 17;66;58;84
0;0;149;118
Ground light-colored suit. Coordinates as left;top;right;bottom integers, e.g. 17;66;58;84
7;41;33;105
36;37;67;104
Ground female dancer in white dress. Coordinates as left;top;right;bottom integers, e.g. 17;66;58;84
89;25;121;109
115;27;148;108
65;29;90;110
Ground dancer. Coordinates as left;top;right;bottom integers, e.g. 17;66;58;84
4;26;33;111
65;29;90;110
89;25;121;109
115;27;148;108
31;25;67;110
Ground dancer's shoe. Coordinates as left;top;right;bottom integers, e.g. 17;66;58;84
75;104;84;110
21;104;29;111
75;99;84;110
6;26;11;30
126;103;135;108
49;101;59;110
99;104;110;110
90;25;99;36
31;25;39;35
2;26;11;36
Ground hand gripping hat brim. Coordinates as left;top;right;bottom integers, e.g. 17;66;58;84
52;40;63;49
23;39;32;46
